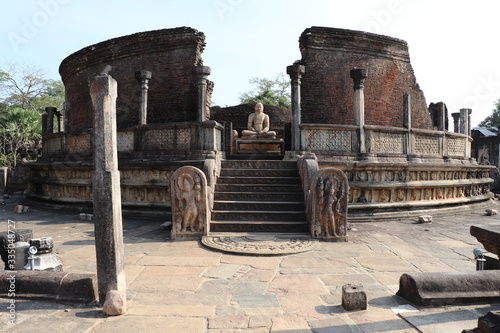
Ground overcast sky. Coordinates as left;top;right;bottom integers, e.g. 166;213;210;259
2;0;500;127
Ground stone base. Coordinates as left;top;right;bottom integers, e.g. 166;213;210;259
236;138;284;155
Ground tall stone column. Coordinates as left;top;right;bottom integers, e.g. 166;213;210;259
350;69;368;153
193;66;211;150
135;70;152;126
460;108;471;135
403;94;411;154
287;63;305;151
89;74;126;314
451;112;460;133
438;103;446;131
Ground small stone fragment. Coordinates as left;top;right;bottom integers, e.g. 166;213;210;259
485;209;498;216
418;215;432;223
64;309;72;312
342;283;367;311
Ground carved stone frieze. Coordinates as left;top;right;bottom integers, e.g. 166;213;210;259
309;168;349;241
170;166;208;240
305;129;352;151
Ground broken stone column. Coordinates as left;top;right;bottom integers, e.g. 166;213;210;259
342;284;367;311
287;62;306;151
460;108;471;135
42;107;56;137
452;112;460;133
135;70;152;126
193;66;211;150
89;73;126;314
350;69;368;153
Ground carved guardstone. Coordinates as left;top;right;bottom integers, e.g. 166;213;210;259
171;166;209;240
309;168;349;241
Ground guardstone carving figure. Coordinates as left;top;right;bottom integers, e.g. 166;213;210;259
310;168;349;241
171;166;208;240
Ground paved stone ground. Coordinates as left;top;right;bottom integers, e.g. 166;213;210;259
0;196;499;332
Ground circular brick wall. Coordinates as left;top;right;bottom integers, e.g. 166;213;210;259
59;27;207;132
299;27;433;129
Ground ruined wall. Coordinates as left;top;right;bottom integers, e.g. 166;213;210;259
59;27;207;132
299;27;433;129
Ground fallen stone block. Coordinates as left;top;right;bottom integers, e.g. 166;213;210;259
485;209;497;216
463;311;500;333
397;271;500;307
418;215;432;223
13;205;24;213
342;283;367;311
0;271;98;304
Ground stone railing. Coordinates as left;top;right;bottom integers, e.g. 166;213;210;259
300;124;471;159
42;121;224;158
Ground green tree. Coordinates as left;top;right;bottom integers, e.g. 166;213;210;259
478;100;500;128
0;107;42;167
239;73;291;109
0;64;64;112
0;63;64;166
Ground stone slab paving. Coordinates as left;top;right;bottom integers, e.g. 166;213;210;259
0;196;499;332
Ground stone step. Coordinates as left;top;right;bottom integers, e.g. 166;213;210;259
220;168;299;178
209;220;309;233
217;176;300;185
221;160;297;170
215;184;302;193
213;200;305;211
214;191;304;202
211;210;307;222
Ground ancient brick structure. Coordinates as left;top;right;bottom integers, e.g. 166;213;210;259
59;27;211;131
299;27;432;129
23;26;496;225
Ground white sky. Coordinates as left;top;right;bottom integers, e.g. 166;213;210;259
2;0;500;126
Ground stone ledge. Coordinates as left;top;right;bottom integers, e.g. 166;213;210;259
0;271;98;304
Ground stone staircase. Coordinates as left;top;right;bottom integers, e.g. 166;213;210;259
210;160;309;233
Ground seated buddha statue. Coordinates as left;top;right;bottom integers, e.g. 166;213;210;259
241;103;277;139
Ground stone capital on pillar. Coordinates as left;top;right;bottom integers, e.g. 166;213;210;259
193;66;211;80
287;63;305;81
135;70;152;84
350;69;368;90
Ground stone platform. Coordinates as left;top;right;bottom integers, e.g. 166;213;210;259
1;196;500;332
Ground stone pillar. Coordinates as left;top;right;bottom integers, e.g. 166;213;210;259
451;112;460;133
460;108;471;135
55;110;64;133
193;66;211;150
89;74;126;314
403;94;411;154
350;69;368;153
468;109;472;136
438;103;446;131
135;70;152;126
42;107;56;137
287;63;306;151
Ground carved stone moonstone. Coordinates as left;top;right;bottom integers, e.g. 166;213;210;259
201;235;318;255
171;166;209;240
309;168;349;241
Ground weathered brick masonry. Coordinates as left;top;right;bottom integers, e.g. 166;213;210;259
59;27;210;132
299;27;433;129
